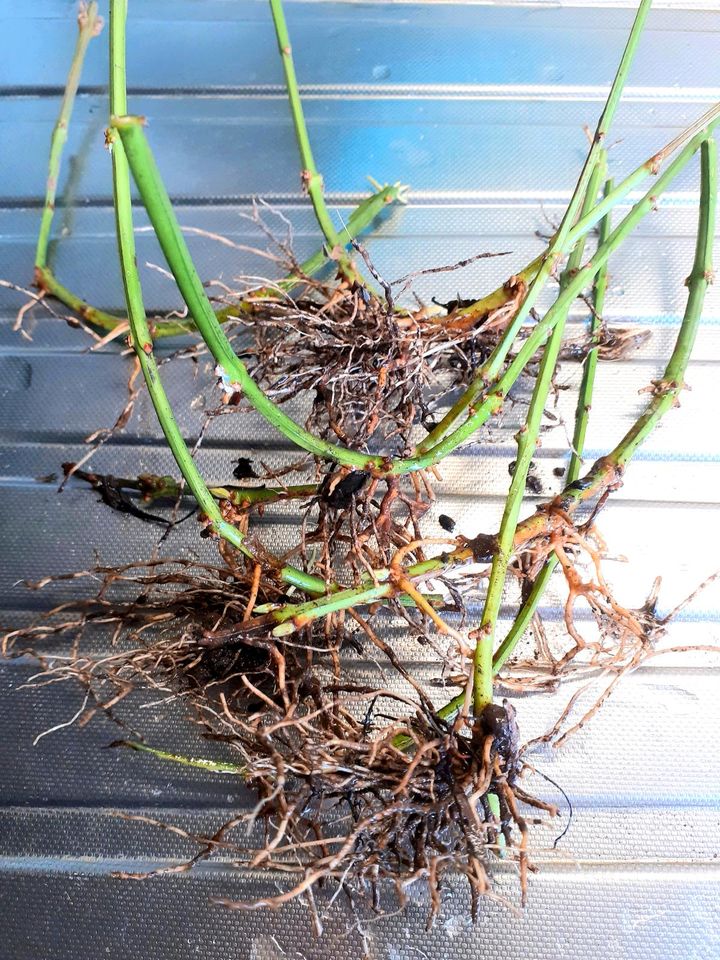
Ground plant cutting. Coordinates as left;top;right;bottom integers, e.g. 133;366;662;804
8;0;719;925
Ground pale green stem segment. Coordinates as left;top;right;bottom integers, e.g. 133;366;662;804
109;0;327;597
612;138;716;465
436;133;717;726
118;740;244;775
35;2;103;272
268;0;343;252
471;156;607;714
259;544;475;634
415;0;653;456
266;180;401;291
487;791;505;856
209;483;316;505
271;583;391;635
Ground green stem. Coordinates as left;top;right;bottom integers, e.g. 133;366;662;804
402;130;708;475
483;169;612;689
107;0;703;480
117;739;244;775
410;101;720;372
251;545;473;635
436;134;716;727
567;178;613;481
114;116;388;471
111;21;717;479
416;0;653;455
109;0;326;599
35;265;137;334
113;116;707;478
255;534;490;634
265;180;402;293
37;182;400;337
612;138;716;466
407;104;718;454
109;2;246;552
35;2;103;272
271;582;392;635
472;157;607;714
268;0;344;256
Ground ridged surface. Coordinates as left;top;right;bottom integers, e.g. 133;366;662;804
1;2;719;958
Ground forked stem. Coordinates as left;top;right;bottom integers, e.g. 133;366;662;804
417;114;719;461
416;0;653;454
472;155;607;714
406;131;711;473
437;134;716;724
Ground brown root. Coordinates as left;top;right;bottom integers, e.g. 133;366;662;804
5;556;554;923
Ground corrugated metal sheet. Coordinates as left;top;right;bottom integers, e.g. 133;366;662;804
1;2;719;958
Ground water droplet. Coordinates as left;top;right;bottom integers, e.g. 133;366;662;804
371;64;391;81
542;63;564;82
